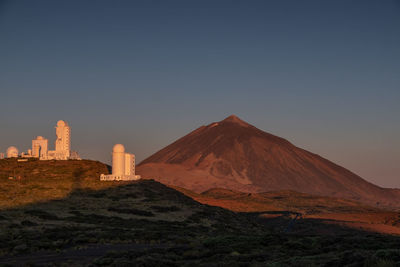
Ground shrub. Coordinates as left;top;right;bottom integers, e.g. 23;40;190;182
107;207;154;217
24;209;59;220
20;220;38;226
150;206;181;213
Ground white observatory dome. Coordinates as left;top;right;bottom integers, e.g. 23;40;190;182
6;146;19;158
57;120;66;127
113;144;125;153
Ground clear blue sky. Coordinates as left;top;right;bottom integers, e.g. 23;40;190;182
0;0;399;188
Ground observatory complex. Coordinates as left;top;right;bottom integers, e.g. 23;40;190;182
2;120;80;160
100;144;141;181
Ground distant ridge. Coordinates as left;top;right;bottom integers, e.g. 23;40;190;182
137;115;400;208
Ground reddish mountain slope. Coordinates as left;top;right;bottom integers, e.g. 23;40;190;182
173;187;400;235
174;186;377;214
137;115;400;207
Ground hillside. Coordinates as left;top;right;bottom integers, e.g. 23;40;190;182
0;179;267;265
1;159;400;265
138;115;400;208
174;187;400;235
175;187;378;214
0;158;112;208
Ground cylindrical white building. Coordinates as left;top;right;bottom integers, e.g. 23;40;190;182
112;144;125;176
100;144;141;181
55;120;71;159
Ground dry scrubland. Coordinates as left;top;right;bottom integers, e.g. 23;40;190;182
0;159;400;266
0;159;114;209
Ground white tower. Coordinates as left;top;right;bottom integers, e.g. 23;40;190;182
55;120;71;160
112;144;125;176
100;144;141;181
32;136;48;158
6;146;19;158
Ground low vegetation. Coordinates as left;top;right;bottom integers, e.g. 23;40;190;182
0;159;400;266
0;158;112;209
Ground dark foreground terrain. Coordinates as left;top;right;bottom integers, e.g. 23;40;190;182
0;159;400;266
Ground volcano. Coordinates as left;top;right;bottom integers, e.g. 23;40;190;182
137;115;400;207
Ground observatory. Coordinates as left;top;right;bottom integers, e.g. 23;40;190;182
100;144;141;181
36;120;78;160
54;120;71;160
1;120;80;160
32;136;48;158
6;146;19;158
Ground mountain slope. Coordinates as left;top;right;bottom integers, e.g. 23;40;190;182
138;115;400;207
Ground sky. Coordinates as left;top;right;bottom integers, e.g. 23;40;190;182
0;0;399;188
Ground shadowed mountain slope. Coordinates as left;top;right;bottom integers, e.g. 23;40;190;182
138;115;400;208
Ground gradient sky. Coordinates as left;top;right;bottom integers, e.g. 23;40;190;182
0;0;399;188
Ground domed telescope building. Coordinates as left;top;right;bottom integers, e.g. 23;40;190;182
100;144;141;181
6;146;19;158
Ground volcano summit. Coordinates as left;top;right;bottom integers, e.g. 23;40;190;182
138;115;400;207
